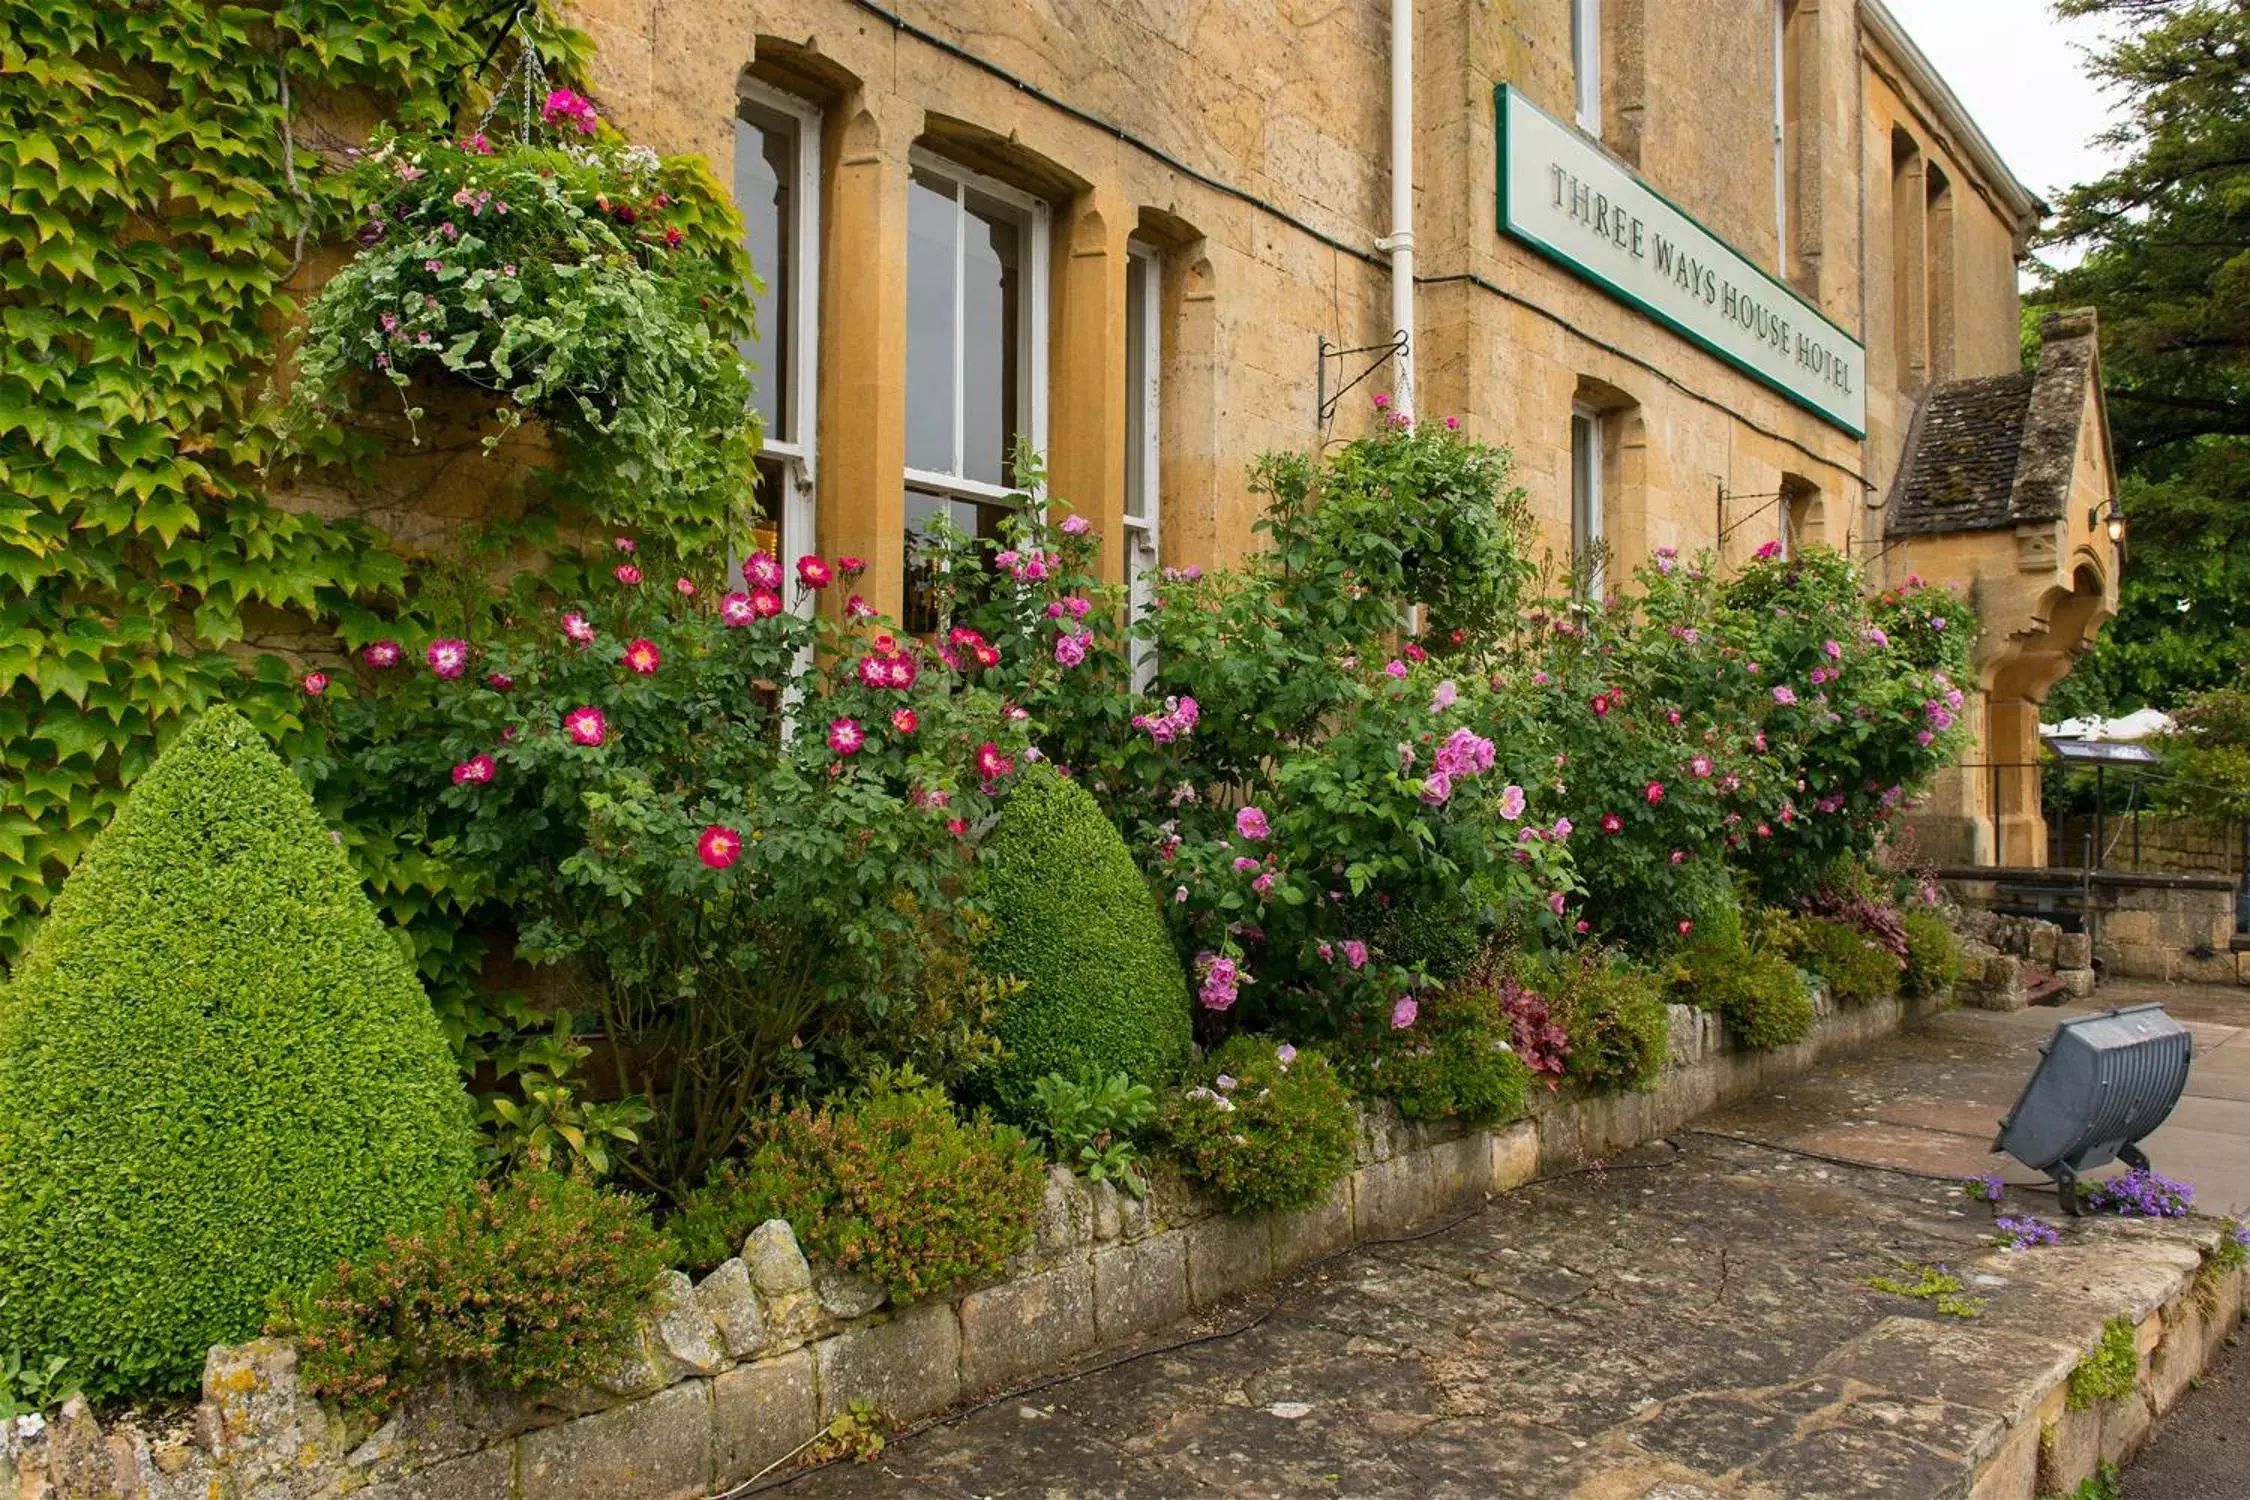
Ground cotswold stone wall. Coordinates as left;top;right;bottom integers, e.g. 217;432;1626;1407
0;988;1940;1500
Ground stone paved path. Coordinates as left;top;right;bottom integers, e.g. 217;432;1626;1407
769;984;2247;1499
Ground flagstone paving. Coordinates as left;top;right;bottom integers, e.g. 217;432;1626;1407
772;984;2247;1499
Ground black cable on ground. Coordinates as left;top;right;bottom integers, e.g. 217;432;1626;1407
719;1147;1690;1496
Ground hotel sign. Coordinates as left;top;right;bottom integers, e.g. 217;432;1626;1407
1495;85;1866;437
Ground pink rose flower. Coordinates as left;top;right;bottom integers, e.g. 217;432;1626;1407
564;707;606;747
827;717;864;755
361;640;402;669
797;555;833;589
624;638;661;676
697;825;742;870
1390;995;1419;1029
615;564;642;586
891;708;918;735
742;552;784;589
301;671;329;697
562;612;595;647
451;754;496;786
721;592;755;627
1236;806;1270;842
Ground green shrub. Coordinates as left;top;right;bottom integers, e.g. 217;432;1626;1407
1370;876;1496;983
1670;932;1815;1050
1554;958;1670;1093
1027;1069;1160;1198
977;765;1193;1115
1342;983;1532;1126
0;707;476;1400
1159;1036;1356;1212
1900;910;1964;999
671;1078;1043;1301
2067;1316;2140;1409
1774;915;1901;1005
275;1172;669;1419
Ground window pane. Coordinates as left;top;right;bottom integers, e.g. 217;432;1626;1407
736;108;794;438
1571;413;1595;557
962;188;1022;487
1124;257;1150;520
906;171;960;473
752;454;790;557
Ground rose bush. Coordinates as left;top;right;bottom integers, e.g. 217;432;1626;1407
300;547;1030;1192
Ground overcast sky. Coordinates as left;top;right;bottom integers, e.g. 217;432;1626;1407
1879;0;2127;214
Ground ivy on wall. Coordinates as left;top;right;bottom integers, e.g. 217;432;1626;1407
0;2;755;978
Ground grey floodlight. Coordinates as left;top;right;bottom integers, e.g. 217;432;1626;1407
1993;1004;2192;1214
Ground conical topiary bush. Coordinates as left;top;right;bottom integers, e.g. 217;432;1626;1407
0;706;476;1399
978;764;1193;1115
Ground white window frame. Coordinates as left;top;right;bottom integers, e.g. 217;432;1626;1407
1572;0;1602;136
1570;404;1605;595
737;78;822;620
902;148;1050;511
1123;242;1162;686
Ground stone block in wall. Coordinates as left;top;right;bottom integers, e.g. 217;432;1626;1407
1354;1101;1406;1166
744;1220;812;1297
1146;1166;1216;1233
49;1397;113;1499
2056;931;2092;969
2103;908;2158;948
195;1339;339;1490
1093;1234;1191;1345
712;1349;817;1490
2029;923;2060;968
814;1300;961;1427
2180;952;2240;986
1490;1122;1540;1193
356;1445;516;1500
959;1264;1096;1396
1270;1175;1355;1274
1964;953;2027;1012
2059;968;2098;999
1424;1132;1492;1213
517;1379;712;1500
1352;1147;1436;1235
692;1259;768;1361
588;1326;671;1401
1085;1179;1156;1244
2107;944;2173;980
2042;1397;2102;1495
651;1270;727;1380
1034;1165;1092;1262
813;1265;888;1321
1184;1209;1273;1309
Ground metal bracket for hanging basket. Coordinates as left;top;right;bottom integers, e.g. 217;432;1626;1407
1316;331;1408;430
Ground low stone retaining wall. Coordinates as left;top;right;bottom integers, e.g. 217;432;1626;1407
1944;868;2246;986
1965;1220;2247;1499
0;987;1943;1500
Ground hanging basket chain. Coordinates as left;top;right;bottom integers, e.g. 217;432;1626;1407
476;4;554;145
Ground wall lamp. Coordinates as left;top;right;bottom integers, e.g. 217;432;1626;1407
2090;499;2127;544
1994;1004;2191;1213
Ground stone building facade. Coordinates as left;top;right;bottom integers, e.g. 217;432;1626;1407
564;0;2120;863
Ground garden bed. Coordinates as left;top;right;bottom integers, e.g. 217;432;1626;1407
1;985;1943;1500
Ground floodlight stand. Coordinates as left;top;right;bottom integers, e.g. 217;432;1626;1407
2048;1142;2151;1217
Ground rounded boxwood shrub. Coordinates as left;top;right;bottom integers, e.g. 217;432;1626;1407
1159;1035;1356;1212
1900;910;1964;999
0;707;477;1400
1554;957;1670;1094
1671;934;1815;1051
978;765;1193;1116
670;1078;1043;1302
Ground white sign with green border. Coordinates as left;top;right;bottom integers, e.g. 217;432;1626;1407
1495;84;1867;437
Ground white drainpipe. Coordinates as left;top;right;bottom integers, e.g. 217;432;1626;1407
1385;0;1416;421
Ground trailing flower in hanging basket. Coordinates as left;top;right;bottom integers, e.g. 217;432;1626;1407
279;117;761;552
